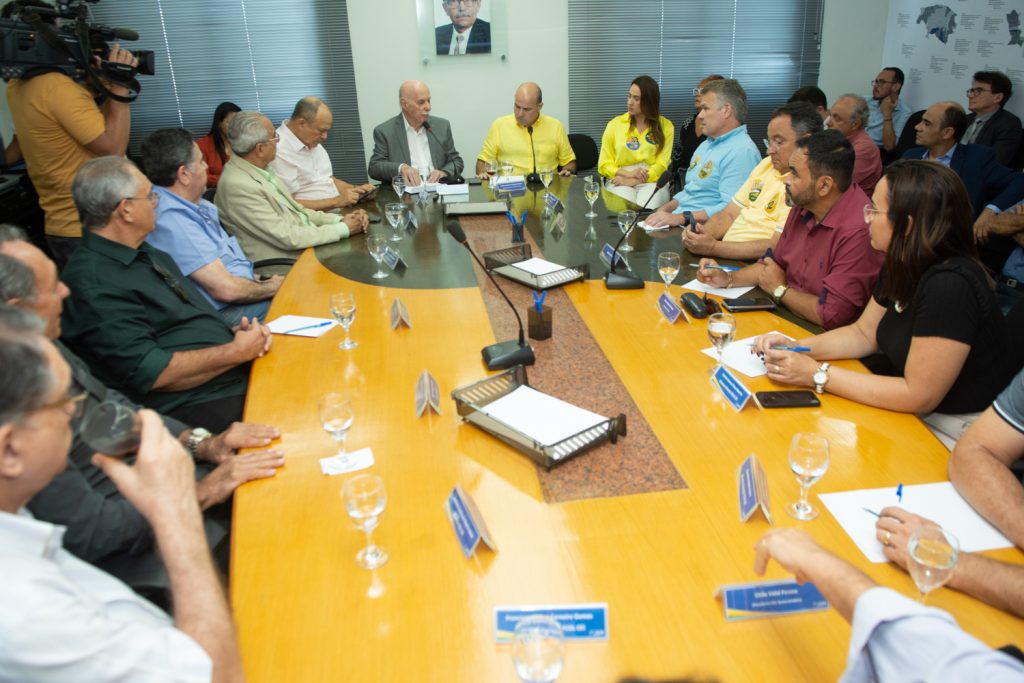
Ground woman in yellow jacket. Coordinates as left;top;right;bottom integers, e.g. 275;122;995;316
598;75;674;208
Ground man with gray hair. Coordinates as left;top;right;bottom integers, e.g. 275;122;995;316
60;156;271;432
826;94;882;195
215;110;368;273
270;96;376;212
644;79;761;229
141;128;281;325
0;317;245;680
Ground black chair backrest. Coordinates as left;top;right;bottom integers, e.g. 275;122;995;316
885;109;925;165
1013;126;1024;170
568;133;599;172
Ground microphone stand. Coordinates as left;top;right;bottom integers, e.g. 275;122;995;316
424;120;464;184
604;174;671;290
525;125;542;186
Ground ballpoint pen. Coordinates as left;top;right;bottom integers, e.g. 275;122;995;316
281;321;332;334
689;263;741;271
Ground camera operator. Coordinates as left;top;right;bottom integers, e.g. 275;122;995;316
3;0;138;267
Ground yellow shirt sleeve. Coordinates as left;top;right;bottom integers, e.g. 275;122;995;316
555;122;575;166
598;117;621;179
477;120;501;163
646;116;675;183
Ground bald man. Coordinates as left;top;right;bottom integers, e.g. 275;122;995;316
367;81;464;186
476;82;576;180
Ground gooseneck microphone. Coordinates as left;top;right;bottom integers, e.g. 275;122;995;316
447;220;536;370
525;125;542;186
604;172;672;290
423;121;464;185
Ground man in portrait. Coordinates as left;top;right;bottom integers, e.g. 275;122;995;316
435;0;491;55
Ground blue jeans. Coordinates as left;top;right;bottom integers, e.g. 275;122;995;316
219;299;271;326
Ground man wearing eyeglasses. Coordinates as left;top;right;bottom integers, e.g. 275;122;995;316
58;156;272;434
435;0;491;56
866;67;910;152
962;71;1023;167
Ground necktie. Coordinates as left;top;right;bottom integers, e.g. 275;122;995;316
455;34;465;55
963;118;983;145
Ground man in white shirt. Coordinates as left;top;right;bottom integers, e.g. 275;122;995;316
0;309;243;681
434;0;491;55
270;96;376;213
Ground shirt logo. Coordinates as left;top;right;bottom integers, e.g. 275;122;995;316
626;136;641;151
698;160;714;179
645;131;656;145
748;180;763;202
688;155;700;171
765;193;780;214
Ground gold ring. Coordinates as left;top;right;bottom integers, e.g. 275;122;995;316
884;530;892;544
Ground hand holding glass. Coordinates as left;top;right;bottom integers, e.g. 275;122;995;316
512;615;565;683
330;292;358;350
342;474;389;570
80;401;141;456
658;252;680;289
907;525;959;601
786;432;829;521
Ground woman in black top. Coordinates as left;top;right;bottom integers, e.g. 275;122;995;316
755;161;1015;445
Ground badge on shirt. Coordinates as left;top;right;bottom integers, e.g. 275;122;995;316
626;136;640;151
765;193;780;214
748;180;763;202
688;156;700;171
699;160;714;179
644;131;656;145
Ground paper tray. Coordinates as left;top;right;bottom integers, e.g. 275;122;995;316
483;244;588;291
451;366;627;469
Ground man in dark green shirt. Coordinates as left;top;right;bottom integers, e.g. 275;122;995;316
60;156;272;431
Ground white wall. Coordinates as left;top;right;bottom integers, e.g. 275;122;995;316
347;0;569;174
818;0;890;106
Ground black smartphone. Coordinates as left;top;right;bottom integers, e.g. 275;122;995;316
722;296;776;312
755;391;821;409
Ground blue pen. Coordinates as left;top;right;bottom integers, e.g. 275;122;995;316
505;210;516;225
282;321;332;334
519;209;527;227
770;345;812;352
533;290;546;312
896;483;903;502
688;263;740;272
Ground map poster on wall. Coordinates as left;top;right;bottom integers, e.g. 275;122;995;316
882;0;1024;120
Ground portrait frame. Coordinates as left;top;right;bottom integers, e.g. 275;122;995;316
416;0;508;64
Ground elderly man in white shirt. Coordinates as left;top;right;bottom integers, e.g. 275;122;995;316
0;307;243;681
270;96;376;213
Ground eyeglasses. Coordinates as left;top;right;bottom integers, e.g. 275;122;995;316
260;133;281;145
871;79;896;86
692;87;704;97
443;0;479;6
122;191;160;206
966;88;992;97
29;391;87;420
763;138;787;151
863;203;883;224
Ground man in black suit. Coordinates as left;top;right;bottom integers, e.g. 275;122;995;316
367;80;464;186
906;100;1024;270
435;0;491;55
962;71;1023;167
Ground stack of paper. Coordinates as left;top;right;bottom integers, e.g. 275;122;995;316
481;386;606;447
436;183;469;196
510;258;565;277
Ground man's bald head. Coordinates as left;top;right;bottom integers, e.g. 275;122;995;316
513;82;544;128
399;81;432;130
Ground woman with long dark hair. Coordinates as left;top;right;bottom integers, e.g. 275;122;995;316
196;101;241;188
754;160;1016;448
597;75;674;208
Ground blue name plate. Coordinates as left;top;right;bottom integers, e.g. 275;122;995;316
544;191;562;211
495;603;609;642
738;455;759;521
408;213;419;228
712;365;752;412
600;243;626;267
383;246;406;271
446;486;481;558
657;292;683;324
717;580;828;621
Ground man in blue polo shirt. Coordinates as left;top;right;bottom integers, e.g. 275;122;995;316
644;79;760;229
142;128;281;325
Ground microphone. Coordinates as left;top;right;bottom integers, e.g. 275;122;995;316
423;121;465;185
525;125;541;186
604;171;672;290
446;219;536;370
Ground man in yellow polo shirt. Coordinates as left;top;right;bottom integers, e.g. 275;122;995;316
475;82;576;180
683;102;822;261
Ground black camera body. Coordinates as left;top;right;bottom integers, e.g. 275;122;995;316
0;0;153;101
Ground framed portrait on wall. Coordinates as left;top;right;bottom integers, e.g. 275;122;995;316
417;0;507;63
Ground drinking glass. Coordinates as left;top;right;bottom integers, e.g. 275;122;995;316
658;252;680;290
512;615;565;683
616;210;636;251
319;392;355;466
907;525;959;602
343;474;388;570
584;176;599;218
79;401;141;456
786;432;830;521
384;203;404;242
330;292;358;350
499;160;514;178
391;175;406;198
706;312;735;369
484;160;497;180
415;164;431;185
539;168;554;189
367;235;388;279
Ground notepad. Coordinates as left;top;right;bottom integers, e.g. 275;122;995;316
480;386;606;447
701;332;792;377
683;278;754;299
510;258;565;277
266;315;337;337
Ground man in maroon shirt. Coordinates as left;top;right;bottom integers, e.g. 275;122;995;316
697;129;885;329
826;94;882;196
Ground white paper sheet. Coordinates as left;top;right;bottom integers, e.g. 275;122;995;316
481;386;606;447
267;315;338;337
638;220;669;232
319;447;375;476
819;482;1013;563
682;278;754;299
510;258;565;276
436;183;469;196
700;331;792;378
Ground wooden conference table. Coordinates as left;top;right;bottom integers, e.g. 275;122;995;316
231;177;1023;682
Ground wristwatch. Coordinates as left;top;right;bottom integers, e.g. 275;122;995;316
772;284;789;304
813;362;831;394
682;210;694;227
186;427;213;459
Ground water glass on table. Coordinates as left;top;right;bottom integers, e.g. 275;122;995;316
342;473;389;570
539;168;554;189
384;203;404;242
330;292;358;350
319;391;355;467
512;615;565;683
786;432;829;521
616;210;636;251
584;176;600;218
706;312;735;369
368;234;388;279
658;252;680;290
391;175;406;198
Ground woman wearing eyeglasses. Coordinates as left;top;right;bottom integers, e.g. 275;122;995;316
598;75;674;209
753;160;1017;448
